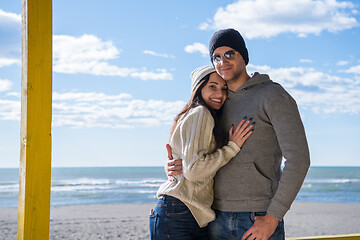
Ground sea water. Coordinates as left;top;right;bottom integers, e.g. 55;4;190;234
0;167;359;208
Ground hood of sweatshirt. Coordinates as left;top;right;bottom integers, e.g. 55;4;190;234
235;72;272;93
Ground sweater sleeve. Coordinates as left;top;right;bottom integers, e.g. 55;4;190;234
178;107;241;182
266;95;310;220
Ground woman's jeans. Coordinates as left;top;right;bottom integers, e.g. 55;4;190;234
208;209;285;240
149;195;209;240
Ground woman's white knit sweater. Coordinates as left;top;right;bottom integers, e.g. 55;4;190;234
157;105;240;227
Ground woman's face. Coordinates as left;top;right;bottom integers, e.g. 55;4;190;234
201;73;227;110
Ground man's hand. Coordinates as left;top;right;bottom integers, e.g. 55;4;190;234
164;144;183;181
241;213;279;240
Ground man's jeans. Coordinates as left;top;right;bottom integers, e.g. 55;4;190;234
208;210;285;240
149;195;209;240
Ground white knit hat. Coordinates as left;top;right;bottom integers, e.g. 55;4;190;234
190;66;216;92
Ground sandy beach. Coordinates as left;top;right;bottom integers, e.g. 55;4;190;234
1;202;360;239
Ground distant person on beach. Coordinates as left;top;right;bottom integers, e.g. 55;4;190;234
166;28;310;240
149;65;254;239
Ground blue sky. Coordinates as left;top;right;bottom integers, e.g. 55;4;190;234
0;0;359;168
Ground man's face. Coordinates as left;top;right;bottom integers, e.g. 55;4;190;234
212;46;245;82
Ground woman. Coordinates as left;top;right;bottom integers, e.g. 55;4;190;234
149;66;254;240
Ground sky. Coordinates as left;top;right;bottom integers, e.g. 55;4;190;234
0;0;359;168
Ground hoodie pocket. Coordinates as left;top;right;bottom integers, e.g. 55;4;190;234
214;162;273;201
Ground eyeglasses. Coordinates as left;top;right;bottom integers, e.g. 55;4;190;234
211;50;238;64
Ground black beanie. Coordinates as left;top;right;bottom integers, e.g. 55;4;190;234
209;28;249;65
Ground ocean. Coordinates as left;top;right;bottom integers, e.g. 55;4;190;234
0;167;359;208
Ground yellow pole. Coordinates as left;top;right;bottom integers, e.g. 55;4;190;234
286;233;360;240
17;0;52;239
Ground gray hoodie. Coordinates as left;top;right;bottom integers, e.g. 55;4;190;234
213;73;310;220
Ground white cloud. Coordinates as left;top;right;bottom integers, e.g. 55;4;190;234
0;4;20;69
52;92;132;102
0;9;21;27
343;65;360;75
0;79;12;92
337;60;349;66
0;99;20;121
6;92;20;97
52;92;185;128
300;59;313;63
130;68;173;80
247;64;360;114
201;0;359;39
184;43;208;57
53;34;173;80
0;9;21;58
0;91;185;128
143;50;175;59
0;57;20;68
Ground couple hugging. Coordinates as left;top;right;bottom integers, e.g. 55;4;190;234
149;28;310;240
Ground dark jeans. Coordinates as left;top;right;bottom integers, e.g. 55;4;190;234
149;195;209;240
208;209;285;240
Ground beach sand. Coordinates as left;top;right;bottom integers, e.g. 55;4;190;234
1;202;359;239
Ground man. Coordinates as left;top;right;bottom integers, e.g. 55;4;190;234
167;28;310;240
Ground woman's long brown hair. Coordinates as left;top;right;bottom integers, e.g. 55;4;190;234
169;73;226;150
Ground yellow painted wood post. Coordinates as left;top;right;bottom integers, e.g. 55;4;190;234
17;0;52;239
286;233;360;240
